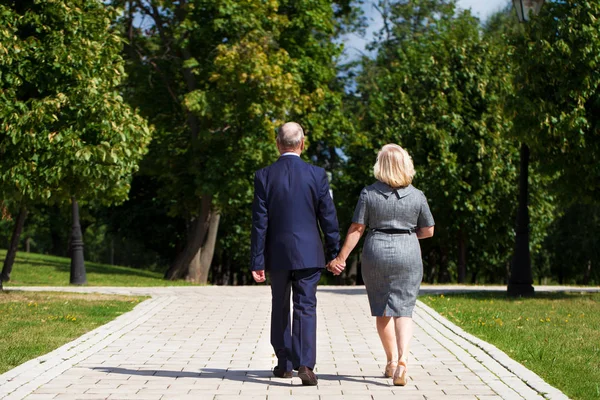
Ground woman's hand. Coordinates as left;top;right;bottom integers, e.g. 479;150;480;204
327;257;346;276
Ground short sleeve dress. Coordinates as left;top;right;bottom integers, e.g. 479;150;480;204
352;181;434;317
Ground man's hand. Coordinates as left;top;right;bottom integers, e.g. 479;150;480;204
252;270;266;283
327;258;346;276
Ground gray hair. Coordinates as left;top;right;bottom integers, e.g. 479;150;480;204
277;122;304;150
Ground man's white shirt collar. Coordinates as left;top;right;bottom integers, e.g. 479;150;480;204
281;152;300;157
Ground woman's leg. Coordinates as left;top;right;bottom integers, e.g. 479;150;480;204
394;317;413;363
376;316;397;362
392;317;413;385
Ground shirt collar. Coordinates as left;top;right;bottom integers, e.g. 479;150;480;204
280;152;300;157
373;181;414;199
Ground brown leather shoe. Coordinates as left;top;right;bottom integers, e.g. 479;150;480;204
273;366;292;378
298;366;318;386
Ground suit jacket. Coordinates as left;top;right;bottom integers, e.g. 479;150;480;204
250;155;340;271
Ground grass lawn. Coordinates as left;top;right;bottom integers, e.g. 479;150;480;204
0;249;194;286
0;291;145;374
421;292;600;400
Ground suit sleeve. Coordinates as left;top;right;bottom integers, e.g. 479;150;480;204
317;169;341;261
250;171;268;271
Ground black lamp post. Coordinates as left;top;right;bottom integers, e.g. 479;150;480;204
507;0;545;297
513;0;545;23
70;196;87;285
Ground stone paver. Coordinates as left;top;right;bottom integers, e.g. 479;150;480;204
1;286;575;400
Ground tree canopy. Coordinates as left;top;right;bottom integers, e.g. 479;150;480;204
1;0;598;286
343;1;524;283
108;0;353;282
510;0;600;204
0;0;151;205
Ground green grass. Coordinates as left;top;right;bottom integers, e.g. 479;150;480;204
421;292;600;400
0;249;195;286
0;291;145;374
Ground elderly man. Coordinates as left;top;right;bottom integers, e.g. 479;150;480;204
250;122;340;385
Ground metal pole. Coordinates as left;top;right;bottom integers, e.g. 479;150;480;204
508;143;534;296
70;196;87;285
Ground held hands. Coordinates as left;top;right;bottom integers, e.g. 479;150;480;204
252;259;346;281
327;257;346;276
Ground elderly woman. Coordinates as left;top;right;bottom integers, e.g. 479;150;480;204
329;144;434;386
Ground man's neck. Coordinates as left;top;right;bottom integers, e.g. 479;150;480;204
280;151;301;157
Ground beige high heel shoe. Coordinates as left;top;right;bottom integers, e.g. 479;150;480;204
393;360;408;386
384;361;397;378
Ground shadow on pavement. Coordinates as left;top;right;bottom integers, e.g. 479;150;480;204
91;367;391;387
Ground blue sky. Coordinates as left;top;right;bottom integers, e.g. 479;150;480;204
342;0;511;60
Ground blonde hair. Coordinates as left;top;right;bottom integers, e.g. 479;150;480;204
373;144;415;188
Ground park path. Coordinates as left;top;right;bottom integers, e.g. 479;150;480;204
0;285;581;400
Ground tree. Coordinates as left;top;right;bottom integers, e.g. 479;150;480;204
541;204;600;285
0;0;151;288
510;0;600;204
506;1;600;287
346;0;524;283
112;0;353;283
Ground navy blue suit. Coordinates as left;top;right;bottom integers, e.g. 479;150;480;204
251;154;340;371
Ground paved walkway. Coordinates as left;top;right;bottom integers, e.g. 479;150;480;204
1;286;578;400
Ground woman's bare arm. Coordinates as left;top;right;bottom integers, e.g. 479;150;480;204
339;223;367;261
328;223;366;274
416;226;434;239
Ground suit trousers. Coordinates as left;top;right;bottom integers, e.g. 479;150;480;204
270;267;321;371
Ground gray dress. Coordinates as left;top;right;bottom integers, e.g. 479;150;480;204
352;181;435;317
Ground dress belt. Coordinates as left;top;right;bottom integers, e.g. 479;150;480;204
371;228;414;235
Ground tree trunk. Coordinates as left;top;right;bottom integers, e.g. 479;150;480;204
457;228;467;283
186;210;220;284
164;195;212;280
25;237;31;253
1;204;28;289
187;249;202;282
198;211;220;283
